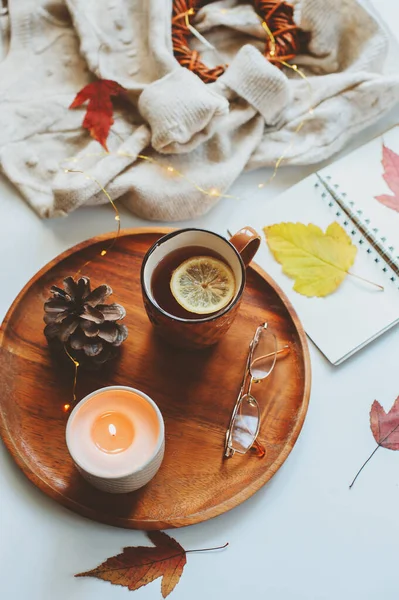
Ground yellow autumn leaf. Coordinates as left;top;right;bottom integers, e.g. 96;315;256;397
263;222;357;297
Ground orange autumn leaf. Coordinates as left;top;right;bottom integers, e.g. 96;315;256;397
75;531;228;597
75;531;186;598
70;79;128;151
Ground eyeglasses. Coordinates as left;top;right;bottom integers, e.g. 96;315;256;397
224;323;286;458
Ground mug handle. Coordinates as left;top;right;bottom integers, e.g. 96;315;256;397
229;227;261;267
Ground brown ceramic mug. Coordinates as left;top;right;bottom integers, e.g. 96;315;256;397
141;228;261;349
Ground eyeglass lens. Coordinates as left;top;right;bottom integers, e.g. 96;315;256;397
230;394;260;454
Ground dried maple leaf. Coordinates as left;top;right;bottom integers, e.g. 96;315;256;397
349;395;399;488
75;531;228;598
375;144;399;213
76;531;185;597
370;396;399;450
264;222;357;297
70;79;128;152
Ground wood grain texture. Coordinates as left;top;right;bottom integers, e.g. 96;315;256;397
0;228;311;529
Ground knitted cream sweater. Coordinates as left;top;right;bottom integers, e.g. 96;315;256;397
0;0;398;220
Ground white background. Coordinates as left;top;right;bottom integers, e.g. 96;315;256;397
1;2;399;599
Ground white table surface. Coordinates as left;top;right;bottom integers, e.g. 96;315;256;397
1;2;399;599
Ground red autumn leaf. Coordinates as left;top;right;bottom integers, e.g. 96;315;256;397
75;531;186;598
349;395;399;488
70;79;128;152
374;144;399;213
370;395;399;450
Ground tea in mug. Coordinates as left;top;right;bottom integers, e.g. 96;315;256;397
151;246;236;320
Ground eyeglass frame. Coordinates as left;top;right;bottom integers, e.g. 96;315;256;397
224;322;277;458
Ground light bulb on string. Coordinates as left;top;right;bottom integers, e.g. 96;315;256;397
254;16;315;189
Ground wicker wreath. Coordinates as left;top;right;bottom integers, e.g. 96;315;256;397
172;0;310;83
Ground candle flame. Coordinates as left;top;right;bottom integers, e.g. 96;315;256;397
108;423;117;436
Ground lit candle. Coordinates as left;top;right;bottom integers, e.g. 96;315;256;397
91;411;135;454
66;386;165;493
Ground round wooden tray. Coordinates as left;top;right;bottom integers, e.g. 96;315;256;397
0;228;311;529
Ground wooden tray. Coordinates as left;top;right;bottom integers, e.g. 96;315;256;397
0;228;311;529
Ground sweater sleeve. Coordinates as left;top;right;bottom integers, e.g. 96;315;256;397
219;45;290;126
138;67;229;154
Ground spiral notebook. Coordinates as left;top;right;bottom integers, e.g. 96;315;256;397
229;126;399;365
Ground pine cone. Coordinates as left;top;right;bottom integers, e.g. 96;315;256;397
44;276;128;368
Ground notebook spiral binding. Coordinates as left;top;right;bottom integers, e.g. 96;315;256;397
314;173;399;290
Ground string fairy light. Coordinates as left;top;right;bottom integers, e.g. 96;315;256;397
256;13;315;188
172;5;195;22
63;344;79;411
57;2;315;412
63;168;121;265
64;151;238;201
137;153;237;198
261;18;277;58
60;167;122;411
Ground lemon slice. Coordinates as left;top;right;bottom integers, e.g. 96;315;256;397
170;256;236;315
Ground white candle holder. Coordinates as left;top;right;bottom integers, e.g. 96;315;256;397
66;386;165;494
